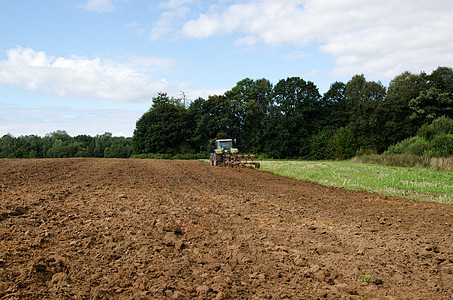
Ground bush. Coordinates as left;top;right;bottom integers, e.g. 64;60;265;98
406;136;430;156
429;134;453;157
418;116;453;140
385;137;411;155
431;115;453;136
385;136;430;156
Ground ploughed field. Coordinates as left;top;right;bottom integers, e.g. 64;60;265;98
1;158;452;299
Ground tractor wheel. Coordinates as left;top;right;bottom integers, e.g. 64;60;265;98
214;154;222;166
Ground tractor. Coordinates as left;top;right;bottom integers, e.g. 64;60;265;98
209;138;260;168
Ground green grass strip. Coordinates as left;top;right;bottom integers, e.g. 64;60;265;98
260;161;453;204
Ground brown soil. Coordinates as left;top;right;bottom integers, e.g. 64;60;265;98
1;158;452;299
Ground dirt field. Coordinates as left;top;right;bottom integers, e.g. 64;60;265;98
1;158;452;299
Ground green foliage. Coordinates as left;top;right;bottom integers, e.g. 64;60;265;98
309;127;335;160
47;139;69;158
430;115;453;136
104;137;133;158
410;87;453;123
133;93;190;155
429;134;453;157
0;131;132;158
385;116;453;158
383;71;427;146
264;77;321;158
331;127;357;159
308;127;358;160
409;67;453;124
344;74;387;151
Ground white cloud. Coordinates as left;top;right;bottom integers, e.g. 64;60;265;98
179;0;453;81
149;7;190;41
0;47;224;104
0;47;175;103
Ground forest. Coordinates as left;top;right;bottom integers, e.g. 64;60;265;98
1;66;452;159
133;66;453;159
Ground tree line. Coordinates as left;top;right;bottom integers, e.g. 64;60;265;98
133;66;453;159
0;131;132;158
2;66;451;160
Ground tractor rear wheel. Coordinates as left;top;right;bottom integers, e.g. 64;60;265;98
214;154;222;166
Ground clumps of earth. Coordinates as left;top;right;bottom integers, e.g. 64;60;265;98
1;158;452;299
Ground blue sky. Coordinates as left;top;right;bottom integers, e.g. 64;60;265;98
1;0;452;137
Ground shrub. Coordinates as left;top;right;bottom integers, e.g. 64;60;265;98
429;134;453;157
406;136;429;156
431;115;453;136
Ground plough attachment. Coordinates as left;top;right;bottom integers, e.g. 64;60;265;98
210;153;260;169
225;154;260;169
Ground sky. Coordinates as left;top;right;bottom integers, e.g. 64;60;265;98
0;0;452;137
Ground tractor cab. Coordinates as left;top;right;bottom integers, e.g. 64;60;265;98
215;139;238;154
216;139;233;150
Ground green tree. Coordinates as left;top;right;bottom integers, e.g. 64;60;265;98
330;127;357;159
344;74;386;151
47;139;69;158
262;109;291;158
133;93;191;154
187;97;208;152
410;87;453;123
0;134;16;158
91;133;113;157
224;78;273;152
309;127;336;160
409;67;453;124
104;137;133;158
383;71;428;147
320;81;348;130
430;66;453;98
270;77;321;157
191;94;233;145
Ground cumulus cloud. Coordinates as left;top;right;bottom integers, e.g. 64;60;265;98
179;0;453;80
149;7;191;41
0;47;175;103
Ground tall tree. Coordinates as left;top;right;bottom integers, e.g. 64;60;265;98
193;94;233;142
409;67;453;124
224;78;273;152
268;77;321;157
384;71;428;146
133;93;190;154
320;81;348;130
344;74;386;151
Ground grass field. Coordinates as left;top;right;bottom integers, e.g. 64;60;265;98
259;161;453;204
